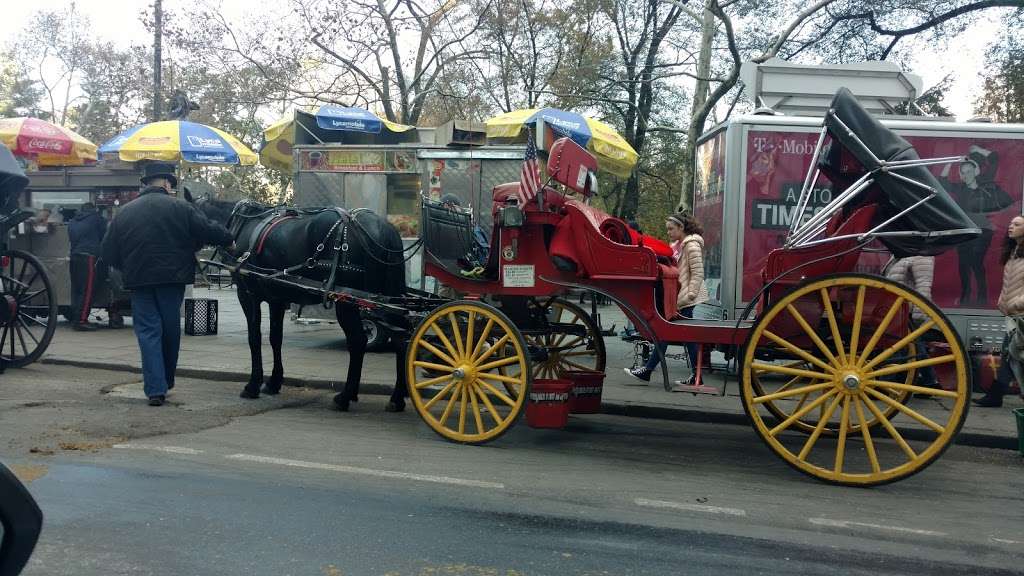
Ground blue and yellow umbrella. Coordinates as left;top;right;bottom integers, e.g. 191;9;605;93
485;108;638;177
99;120;258;166
260;107;416;171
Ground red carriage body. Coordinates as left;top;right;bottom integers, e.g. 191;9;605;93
405;89;979;485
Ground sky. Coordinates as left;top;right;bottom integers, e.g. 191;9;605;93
0;0;1010;122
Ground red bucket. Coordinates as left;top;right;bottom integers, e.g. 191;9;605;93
526;379;573;429
929;342;957;391
562;369;605;414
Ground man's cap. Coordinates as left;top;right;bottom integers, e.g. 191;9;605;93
140;161;179;188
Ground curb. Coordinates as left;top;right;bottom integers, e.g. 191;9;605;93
39;357;396;397
41;357;1019;451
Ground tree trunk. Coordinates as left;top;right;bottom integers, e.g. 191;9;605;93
621;173;640;219
679;2;716;211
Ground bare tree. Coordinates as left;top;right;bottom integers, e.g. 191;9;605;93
13;4;92;126
465;0;606;113
300;0;491;123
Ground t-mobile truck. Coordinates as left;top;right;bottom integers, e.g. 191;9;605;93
693;60;1024;359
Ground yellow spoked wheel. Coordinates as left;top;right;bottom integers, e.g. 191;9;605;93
741;274;969;486
525;298;607;380
750;343;915;436
406;300;531;444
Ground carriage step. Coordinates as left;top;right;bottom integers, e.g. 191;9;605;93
671;381;720;395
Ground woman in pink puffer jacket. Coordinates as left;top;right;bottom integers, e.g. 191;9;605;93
625;211;708;386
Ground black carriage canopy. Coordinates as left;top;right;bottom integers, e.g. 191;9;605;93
0;143;29;211
818;87;981;258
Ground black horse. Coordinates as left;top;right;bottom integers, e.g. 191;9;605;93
190;193;409;412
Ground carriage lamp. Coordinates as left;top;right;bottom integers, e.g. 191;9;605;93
498;205;524;227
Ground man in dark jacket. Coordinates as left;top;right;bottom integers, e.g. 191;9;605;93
101;162;235;406
67;203;107;330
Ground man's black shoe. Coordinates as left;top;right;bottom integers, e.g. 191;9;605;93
72;322;97;331
148;395;165;407
971;394;1002;408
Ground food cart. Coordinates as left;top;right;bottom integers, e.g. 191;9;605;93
11;164;141;321
289;140;525;347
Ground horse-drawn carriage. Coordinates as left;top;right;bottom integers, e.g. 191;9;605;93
0;144;58;369
206;89;978;486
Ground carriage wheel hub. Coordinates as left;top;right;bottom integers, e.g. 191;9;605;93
842;374;861;391
453;367;473;382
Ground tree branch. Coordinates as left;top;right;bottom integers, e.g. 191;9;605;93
753;0;837;63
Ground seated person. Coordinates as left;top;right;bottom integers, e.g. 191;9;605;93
624;210;708;386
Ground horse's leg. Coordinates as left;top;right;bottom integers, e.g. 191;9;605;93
386;337;407;412
262;301;286;395
238;288;264;399
333;303;366;411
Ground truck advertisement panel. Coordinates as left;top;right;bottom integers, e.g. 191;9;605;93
693;130;725;305
741;129;1024;311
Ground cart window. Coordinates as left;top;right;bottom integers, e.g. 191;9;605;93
387;173;421;238
693;130;725;304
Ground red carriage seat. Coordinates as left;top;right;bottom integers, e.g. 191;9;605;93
758;202;909;345
659;264;680;317
762;203;878;289
549;200;658;279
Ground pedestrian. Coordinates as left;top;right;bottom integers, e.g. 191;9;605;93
67;203;108;331
101;162;235;406
31;208;53;234
974;215;1024;407
624;210;708;386
883;255;939;389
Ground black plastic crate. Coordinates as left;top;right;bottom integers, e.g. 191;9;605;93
184;298;218;336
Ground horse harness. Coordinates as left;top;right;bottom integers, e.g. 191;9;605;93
227;204;367;293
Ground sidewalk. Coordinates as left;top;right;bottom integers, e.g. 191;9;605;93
41;287;1024;450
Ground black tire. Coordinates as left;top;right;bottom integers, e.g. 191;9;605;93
1;250;58;368
362;317;390;352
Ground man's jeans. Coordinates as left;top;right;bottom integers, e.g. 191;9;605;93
131;285;185;398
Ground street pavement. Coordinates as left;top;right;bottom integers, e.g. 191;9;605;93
1;365;1021;575
39;286;1024;449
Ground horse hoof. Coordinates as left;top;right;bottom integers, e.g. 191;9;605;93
333;394;350;412
385;401;405;413
262;385;281;395
240;389;260;400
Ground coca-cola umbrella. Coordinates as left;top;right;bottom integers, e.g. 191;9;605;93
0;117;98;166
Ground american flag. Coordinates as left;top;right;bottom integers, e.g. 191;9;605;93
518;130;543;204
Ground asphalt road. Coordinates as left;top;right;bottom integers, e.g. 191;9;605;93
2;366;1023;576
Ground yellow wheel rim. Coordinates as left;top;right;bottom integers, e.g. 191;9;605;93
741;274;969;486
525;298;606;380
406;301;530;444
